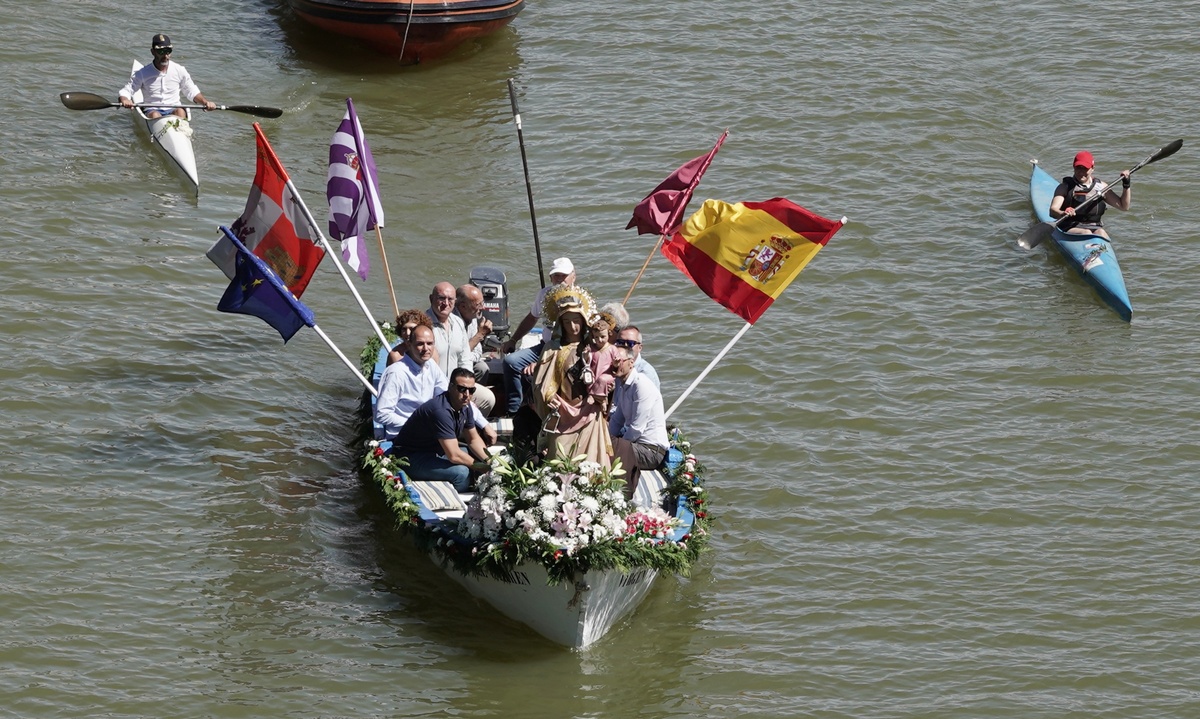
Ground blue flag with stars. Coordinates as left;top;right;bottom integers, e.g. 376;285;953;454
216;226;316;342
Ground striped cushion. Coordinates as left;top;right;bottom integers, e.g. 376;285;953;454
633;469;669;509
491;417;513;443
410;481;466;512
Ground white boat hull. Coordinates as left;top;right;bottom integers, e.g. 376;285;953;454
130;60;199;193
439;557;659;649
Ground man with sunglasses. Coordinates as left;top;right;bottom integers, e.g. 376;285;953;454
375;325;497;446
614;325;659;390
118;34;216;119
608;346;668;499
391;369;492;492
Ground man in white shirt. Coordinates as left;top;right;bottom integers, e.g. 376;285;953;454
426;282;495;417
609;346;669;498
118;34;216;119
375;325;497;444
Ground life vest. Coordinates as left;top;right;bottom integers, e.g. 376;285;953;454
1061;176;1107;225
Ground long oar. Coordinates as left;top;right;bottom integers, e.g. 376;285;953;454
507;79;546;288
60;91;283;119
1018;139;1182;249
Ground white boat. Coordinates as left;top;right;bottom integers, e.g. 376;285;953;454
390;455;692;649
130;60;199;193
360;314;709;649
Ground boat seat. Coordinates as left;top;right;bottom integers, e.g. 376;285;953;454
632;469;668;510
406;479;468;520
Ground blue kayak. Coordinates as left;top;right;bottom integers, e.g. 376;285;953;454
1029;162;1133;322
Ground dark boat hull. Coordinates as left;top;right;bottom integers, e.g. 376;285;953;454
287;0;524;63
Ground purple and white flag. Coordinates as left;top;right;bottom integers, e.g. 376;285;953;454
327;98;384;281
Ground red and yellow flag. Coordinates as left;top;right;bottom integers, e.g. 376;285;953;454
207;123;326;297
661;197;845;324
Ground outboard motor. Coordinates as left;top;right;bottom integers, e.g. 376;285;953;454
469;266;510;340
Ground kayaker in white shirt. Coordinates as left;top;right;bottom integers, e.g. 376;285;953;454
118;33;216;119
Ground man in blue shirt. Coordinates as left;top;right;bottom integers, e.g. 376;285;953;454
609;346;669;498
375;325;497;445
374;325;446;439
392;368;492;492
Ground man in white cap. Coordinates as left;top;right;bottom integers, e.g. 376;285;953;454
118;33;216;119
500;257;576;415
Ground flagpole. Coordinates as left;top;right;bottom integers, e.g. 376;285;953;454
311;324;378;397
507;78;546;288
664;321;752;420
622;130;728;305
621;234;665;305
285;177;391;349
374;225;400;319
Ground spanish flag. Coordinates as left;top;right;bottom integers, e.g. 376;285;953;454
661;198;846;324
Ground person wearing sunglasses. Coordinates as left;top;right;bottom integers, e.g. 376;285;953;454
376;324;497;445
613;325;659;390
390;369;493;492
118;33;216;119
608;346;668;499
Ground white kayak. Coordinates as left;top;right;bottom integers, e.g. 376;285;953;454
130;60;199;193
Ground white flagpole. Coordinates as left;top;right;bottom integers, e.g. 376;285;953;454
664;321;752;420
311;323;378;397
285;177;390;349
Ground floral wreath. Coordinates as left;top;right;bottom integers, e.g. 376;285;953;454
542;283;596;325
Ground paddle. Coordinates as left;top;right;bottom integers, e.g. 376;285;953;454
59;91;283;119
1018;139;1183;249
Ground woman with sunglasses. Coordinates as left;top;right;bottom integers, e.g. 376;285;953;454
118;33;216;118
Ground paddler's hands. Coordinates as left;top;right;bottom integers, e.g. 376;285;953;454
118;96;133;109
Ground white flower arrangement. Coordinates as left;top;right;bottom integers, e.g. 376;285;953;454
458;454;655;559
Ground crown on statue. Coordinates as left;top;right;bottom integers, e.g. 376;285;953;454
543;283;596;325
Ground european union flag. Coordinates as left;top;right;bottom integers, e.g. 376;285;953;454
216;226;316;342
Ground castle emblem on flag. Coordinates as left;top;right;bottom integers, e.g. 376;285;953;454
738;234;794;284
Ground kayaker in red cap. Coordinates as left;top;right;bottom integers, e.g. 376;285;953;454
1048;150;1133;240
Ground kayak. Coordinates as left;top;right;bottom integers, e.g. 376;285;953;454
1029;162;1132;321
130;60;199;193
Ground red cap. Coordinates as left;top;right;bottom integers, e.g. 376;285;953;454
1073;151;1094;169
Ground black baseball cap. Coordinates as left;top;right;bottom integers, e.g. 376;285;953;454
151;34;172;48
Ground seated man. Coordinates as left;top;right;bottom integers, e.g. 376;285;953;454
608;346;669;498
614;324;660;390
392;369;492;492
427;281;496;417
375;324;498;444
455;283;493;385
375;325;445;440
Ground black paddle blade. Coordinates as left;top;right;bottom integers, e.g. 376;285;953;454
224;105;284;119
60;91;117;111
1143;138;1183;167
